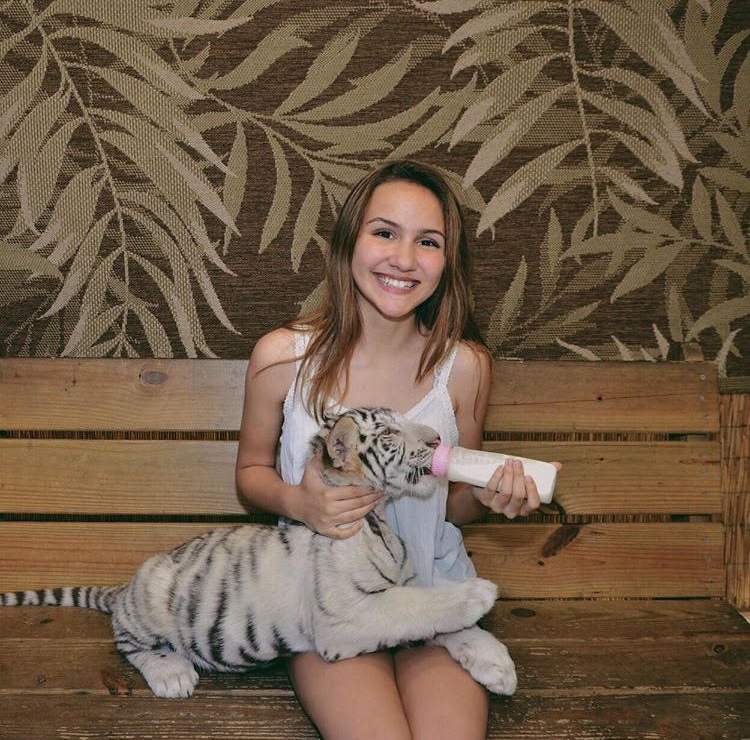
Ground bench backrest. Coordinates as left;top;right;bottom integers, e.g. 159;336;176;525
0;358;724;600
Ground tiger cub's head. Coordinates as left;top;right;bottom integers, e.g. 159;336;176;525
312;407;440;499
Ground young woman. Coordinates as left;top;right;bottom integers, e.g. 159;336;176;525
236;160;543;739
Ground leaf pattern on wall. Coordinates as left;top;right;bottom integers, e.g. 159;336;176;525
1;0;245;357
0;0;748;382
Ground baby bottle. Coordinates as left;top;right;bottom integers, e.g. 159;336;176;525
430;444;557;503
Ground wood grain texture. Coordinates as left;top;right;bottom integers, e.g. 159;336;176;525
489;361;719;433
1;693;746;740
464;522;725;598
2;604;746;694
482;439;721;514
0;439;243;515
0;358;248;431
0;522;215;589
1;632;747;696
3;599;744;641
721;392;750;610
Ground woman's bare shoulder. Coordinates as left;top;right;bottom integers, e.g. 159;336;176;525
243;327;302;404
249;326;298;369
448;341;492;424
452;340;492;382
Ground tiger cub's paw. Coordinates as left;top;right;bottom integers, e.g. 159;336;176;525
456;578;498;623
129;650;200;699
464;638;517;696
433;627;518;696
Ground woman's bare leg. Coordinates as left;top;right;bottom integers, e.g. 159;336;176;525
395;644;489;740
288;651;412;740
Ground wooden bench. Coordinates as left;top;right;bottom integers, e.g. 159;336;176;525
1;358;748;739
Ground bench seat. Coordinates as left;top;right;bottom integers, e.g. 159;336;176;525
1;357;748;739
1;601;748;739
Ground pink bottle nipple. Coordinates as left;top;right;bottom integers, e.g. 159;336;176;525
430;443;452;478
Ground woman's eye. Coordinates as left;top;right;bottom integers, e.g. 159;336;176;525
374;229;394;239
419;238;441;249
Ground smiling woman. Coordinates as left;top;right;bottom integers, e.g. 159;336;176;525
233;159;544;739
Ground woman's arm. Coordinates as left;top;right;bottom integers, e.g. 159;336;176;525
235;328;381;537
235;327;302;517
446;344;542;525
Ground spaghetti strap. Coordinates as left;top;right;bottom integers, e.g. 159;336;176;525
294;330;309;369
433;345;459;389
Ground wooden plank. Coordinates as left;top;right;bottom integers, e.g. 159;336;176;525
488;361;720;433
0;601;750;695
1;438;720;516
0;605;116;639
0;521;725;598
0;693;747;740
0;639;294;695
0;358;248;431
464;522;726;598
0;522;216;589
489;694;749;740
2;630;746;697
721;392;750;610
1;622;746;696
484;598;750;640
0;692;745;740
0;439;244;515
0;695;319;740
487;690;748;740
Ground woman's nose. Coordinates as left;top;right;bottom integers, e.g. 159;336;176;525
388;239;417;270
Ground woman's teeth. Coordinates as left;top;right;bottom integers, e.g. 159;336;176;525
379;275;416;289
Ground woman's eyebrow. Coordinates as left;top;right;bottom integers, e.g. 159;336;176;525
365;217;446;240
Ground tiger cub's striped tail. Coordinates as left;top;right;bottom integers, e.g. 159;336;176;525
0;586;120;613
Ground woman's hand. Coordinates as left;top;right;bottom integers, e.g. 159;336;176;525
474;460;562;519
297;454;383;538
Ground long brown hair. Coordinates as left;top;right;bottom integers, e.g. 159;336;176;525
293;159;488;419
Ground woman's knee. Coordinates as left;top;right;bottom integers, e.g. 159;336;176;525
395;645;489;740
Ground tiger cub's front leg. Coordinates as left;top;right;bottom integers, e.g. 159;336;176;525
315;577;498;661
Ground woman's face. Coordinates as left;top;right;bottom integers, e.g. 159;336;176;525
351;180;446;323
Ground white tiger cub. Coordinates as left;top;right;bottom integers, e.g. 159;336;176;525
0;407;517;698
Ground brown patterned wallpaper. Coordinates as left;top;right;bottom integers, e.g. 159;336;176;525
1;0;748;387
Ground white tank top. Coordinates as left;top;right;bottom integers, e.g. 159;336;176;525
278;332;476;586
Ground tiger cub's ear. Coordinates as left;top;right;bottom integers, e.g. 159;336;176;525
326;415;359;470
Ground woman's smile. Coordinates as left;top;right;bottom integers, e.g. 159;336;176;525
375;273;419;291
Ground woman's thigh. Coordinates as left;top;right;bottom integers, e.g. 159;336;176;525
288;651;412;740
394;644;489;740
